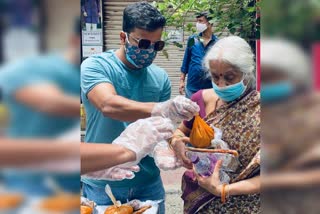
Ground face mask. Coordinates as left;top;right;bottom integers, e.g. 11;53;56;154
212;78;247;102
261;81;294;103
124;38;157;69
196;22;208;33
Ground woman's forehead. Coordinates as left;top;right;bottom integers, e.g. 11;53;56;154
209;60;240;74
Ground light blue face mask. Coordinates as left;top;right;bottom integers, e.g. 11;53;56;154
212;78;247;102
261;81;294;103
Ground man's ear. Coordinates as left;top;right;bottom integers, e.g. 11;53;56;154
120;31;126;45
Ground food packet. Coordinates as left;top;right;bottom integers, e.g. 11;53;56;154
190;116;215;148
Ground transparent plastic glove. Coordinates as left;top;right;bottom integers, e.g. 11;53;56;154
82;165;140;181
151;96;200;122
152;140;182;170
113;117;174;166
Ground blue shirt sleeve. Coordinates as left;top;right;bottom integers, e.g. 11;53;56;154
180;37;193;74
81;57;113;99
159;73;171;102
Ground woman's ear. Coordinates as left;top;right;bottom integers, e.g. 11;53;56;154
120;31;126;45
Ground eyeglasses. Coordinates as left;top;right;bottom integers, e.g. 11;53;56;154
126;33;165;51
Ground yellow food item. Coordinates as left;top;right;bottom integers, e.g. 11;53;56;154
104;205;134;214
81;205;93;214
38;193;80;212
190;115;214;148
0;194;24;210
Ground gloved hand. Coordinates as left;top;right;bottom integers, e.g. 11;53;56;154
152;140;182;170
151;96;200;122
82;165;140;181
113;117;174;166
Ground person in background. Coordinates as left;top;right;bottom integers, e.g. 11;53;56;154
179;11;218;98
81;2;199;213
0;19;81;196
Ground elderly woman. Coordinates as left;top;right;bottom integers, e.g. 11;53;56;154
170;36;260;213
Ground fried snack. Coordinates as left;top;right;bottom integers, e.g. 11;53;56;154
38;193;80;212
190;116;214;148
104;205;134;214
81;205;93;214
133;205;152;214
0;194;24;210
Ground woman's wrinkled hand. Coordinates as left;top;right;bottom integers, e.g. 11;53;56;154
171;137;193;169
195;160;224;196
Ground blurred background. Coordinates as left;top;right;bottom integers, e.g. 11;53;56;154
260;0;320;213
0;0;80;213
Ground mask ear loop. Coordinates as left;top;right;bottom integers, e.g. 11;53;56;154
124;32;132;45
123;32;132;55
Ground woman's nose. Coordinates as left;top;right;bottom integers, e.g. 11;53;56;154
217;79;227;88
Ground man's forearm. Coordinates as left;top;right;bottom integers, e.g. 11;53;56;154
81;143;135;174
100;95;155;122
180;72;186;82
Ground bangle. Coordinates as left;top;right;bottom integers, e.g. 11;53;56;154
221;184;227;204
226;184;230;198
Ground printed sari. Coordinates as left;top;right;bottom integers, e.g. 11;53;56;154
181;89;261;214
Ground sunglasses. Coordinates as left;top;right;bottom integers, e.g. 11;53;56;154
126;33;165;51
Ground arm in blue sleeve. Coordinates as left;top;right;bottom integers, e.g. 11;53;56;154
180;38;192;74
81;57;113;99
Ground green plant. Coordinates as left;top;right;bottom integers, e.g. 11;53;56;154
261;0;319;47
153;0;258;52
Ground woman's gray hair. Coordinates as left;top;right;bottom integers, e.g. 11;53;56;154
203;36;256;88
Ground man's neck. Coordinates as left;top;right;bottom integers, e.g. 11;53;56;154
202;28;212;39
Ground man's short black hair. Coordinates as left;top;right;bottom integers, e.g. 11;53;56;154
123;2;166;33
196;11;212;22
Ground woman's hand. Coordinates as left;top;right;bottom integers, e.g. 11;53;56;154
171;137;193;169
195;160;224;196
